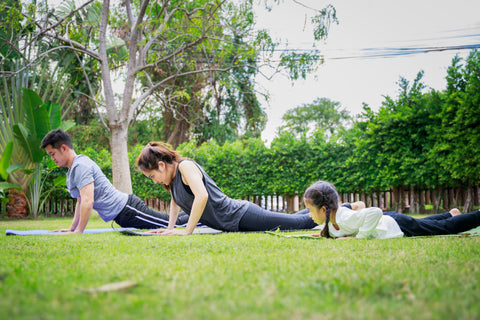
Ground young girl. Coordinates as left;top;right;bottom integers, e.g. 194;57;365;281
135;142;318;235
303;180;480;239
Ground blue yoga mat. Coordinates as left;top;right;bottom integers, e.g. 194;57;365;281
119;227;223;236
5;228;137;236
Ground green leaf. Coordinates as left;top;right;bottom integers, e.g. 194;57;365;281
0;141;14;180
22;88;50;141
0;181;22;192
48;101;62;130
53;175;67;186
13;123;45;163
60;120;75;132
13;124;32;160
7;164;22;175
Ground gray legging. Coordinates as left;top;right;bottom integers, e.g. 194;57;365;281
238;202;317;231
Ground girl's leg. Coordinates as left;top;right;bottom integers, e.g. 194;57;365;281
114;194;189;229
384;210;480;236
444;210;480;234
238;203;318;231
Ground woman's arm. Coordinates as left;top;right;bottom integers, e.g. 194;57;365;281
148;197;180;234
167;198;180;229
151;161;208;235
179;161;208;234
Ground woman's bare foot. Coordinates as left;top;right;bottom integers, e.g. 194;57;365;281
449;208;461;216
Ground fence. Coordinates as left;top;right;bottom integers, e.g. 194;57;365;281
3;185;479;217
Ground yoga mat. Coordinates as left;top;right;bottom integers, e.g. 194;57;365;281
265;231;320;239
119;226;223;236
5;228;137;236
265;225;480;239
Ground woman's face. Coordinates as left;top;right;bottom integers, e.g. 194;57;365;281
141;162;171;186
304;199;326;225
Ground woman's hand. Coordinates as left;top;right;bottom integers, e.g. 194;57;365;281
146;228;191;235
50;228;73;233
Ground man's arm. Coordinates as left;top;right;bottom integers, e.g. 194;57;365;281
50;198;81;232
51;183;94;234
74;182;94;233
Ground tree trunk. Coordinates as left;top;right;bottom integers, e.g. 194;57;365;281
464;184;473;213
110;124;132;194
393;186;404;213
409;185;419;214
6;189;29;217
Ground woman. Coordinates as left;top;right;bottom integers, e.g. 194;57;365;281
135;142;320;235
303;180;480;239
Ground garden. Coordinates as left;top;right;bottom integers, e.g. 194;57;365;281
1;215;480;320
1;1;480;319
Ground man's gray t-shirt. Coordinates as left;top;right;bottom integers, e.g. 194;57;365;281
67;155;128;222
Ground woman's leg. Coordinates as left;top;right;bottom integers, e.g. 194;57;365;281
114;194;190;229
238;203;318;231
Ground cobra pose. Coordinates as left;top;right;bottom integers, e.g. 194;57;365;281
135;142;320;235
303;180;480;239
40;130;193;234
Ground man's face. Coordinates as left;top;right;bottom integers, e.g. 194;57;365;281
45;145;69;167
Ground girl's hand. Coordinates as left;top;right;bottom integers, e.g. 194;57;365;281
310;233;321;237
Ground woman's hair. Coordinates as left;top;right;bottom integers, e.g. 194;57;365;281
136;141;182;171
303;181;339;238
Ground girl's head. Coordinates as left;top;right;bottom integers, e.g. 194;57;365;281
136;142;182;188
303;181;339;238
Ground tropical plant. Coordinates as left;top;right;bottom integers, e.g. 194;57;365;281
0;141;22;205
12;88;74;217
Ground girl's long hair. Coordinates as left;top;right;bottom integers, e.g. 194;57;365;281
303;181;339;238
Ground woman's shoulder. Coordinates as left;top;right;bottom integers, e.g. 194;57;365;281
178;159;204;180
178;159;199;170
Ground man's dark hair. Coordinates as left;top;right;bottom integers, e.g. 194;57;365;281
40;129;74;150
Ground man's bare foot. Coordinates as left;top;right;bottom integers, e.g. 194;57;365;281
449;208;461;216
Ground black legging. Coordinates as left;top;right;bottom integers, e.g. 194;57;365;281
383;210;480;236
238;203;317;231
114;194;190;229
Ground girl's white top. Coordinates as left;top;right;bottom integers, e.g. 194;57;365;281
327;206;404;239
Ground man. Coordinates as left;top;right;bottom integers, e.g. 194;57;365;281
40;129;190;234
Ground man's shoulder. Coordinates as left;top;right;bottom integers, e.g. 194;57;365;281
72;154;95;167
70;155;100;175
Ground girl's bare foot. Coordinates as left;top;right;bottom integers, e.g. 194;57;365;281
449;208;461;216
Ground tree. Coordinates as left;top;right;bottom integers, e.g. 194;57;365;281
433;50;480;211
2;0;337;194
279;97;351;138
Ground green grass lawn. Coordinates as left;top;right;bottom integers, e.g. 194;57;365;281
1;214;479;320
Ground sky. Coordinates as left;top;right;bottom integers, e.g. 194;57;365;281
254;0;480;143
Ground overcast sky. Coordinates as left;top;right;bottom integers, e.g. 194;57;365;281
254;0;480;143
